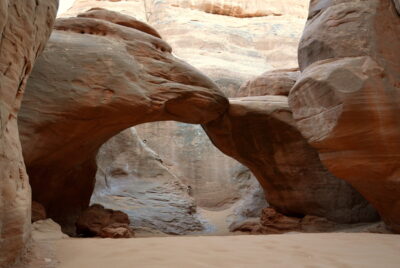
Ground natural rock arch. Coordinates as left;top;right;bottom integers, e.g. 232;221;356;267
20;8;379;234
19;9;228;233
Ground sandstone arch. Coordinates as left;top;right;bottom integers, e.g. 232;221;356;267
19;9;228;233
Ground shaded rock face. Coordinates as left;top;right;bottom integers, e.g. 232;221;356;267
92;128;204;235
135;122;248;209
0;1;57;267
288;0;400;232
31;201;47;223
76;204;134;238
20;10;228;233
204;96;378;223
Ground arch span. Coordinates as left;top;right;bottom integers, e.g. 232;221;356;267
19;9;228;233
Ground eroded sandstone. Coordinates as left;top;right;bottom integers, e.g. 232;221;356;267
204;96;378;223
0;1;57;267
288;0;400;232
20;10;228;234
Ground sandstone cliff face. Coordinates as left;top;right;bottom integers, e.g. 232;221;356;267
92;128;205;235
0;1;57;267
288;0;400;232
204;95;378;223
19;10;228;234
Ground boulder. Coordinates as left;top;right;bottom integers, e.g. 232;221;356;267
236;69;299;97
76;204;134;238
0;1;57;267
20;9;228;234
204;96;378;223
288;0;400;232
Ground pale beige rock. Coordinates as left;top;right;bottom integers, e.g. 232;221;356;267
0;1;57;267
20;10;227;234
148;0;308;96
288;0;400;232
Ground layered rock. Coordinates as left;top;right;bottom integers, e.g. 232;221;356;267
19;10;228;234
288;0;400;232
0;1;57;267
92;128;204;235
135;122;250;209
61;1;308;93
204;96;378;223
147;0;308;95
76;204;134;238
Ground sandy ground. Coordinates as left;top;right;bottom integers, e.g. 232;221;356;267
56;233;400;268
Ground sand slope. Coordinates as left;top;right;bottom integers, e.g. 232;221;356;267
56;233;400;268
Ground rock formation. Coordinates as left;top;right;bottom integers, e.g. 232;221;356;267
76;204;134;238
204;95;378;223
59;1;308;229
0;1;57;267
92;128;204;235
61;1;308;93
19;9;228;234
288;0;400;232
236;69;299;97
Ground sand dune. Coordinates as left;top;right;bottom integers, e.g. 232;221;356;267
56;233;400;268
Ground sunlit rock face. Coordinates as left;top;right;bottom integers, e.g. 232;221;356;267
288;0;400;232
19;10;228;234
0;1;57;267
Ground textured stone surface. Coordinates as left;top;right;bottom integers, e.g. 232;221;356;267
135;122;246;209
76;204;134;238
204;96;378;223
61;0;308;92
288;0;400;232
147;0;308;96
236;68;299;97
20;10;228;234
0;1;57;267
92;128;204;235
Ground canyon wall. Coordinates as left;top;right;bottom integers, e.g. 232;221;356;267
0;1;58;267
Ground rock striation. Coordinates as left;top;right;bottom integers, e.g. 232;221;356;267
204;96;378;223
0;1;57;267
19;9;228;234
288;0;400;232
